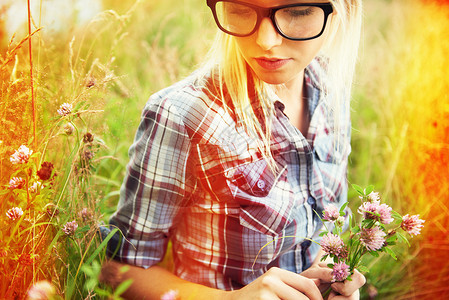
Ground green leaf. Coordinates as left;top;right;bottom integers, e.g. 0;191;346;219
73;100;87;113
81;265;94;277
348;238;354;247
85;228;119;265
364;185;374;195
384;247;397;260
119;265;130;274
84;278;98;291
76;225;90;237
386;235;397;243
391;210;403;220
94;288;111;297
396;232;411;247
321;254;329;262
319;231;328;237
361;219;376;228
357;265;369;273
327;263;334;269
351;226;361;234
113;279;133;296
369;251;380;257
339;202;349;216
349;214;354;229
352;184;364;196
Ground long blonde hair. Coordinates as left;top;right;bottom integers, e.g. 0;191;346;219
199;0;362;168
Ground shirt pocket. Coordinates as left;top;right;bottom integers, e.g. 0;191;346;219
312;134;350;203
314;134;347;164
226;158;294;237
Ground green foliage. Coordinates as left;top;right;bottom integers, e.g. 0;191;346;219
1;0;435;298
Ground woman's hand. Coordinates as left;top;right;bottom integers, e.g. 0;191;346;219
300;263;366;299
228;267;323;300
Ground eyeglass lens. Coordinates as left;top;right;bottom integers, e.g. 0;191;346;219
215;1;326;39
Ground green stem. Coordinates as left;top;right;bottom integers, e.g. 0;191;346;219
322;287;332;299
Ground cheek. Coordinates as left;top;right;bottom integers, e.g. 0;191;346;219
234;37;254;60
290;39;326;62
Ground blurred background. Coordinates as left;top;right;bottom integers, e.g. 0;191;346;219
0;0;448;298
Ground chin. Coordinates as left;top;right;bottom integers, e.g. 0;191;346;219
256;73;292;86
250;65;299;86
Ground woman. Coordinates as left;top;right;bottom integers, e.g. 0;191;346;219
101;0;366;299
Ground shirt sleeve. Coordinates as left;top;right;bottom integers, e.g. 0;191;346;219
106;96;191;269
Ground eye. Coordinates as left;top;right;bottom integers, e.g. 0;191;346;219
280;7;314;18
228;8;253;15
225;4;254;16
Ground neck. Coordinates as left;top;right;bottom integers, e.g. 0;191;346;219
275;70;305;105
274;70;309;136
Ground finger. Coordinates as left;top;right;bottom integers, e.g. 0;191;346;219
300;264;333;283
267;268;323;300
269;277;311;300
328;289;360;300
311;278;321;286
331;269;366;296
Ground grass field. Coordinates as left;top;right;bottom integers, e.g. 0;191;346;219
0;0;448;298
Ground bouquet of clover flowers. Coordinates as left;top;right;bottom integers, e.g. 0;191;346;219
318;184;425;285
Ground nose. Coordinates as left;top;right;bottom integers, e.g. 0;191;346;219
255;17;282;50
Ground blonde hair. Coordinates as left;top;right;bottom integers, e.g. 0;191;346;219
200;0;362;169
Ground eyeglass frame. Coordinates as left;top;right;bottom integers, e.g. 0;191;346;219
206;0;334;41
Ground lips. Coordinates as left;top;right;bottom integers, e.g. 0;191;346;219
254;57;291;70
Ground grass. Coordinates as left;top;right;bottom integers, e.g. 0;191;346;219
0;0;448;298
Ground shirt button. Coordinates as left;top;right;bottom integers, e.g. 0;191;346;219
307;197;316;205
301;239;312;248
224;169;235;178
257;179;266;190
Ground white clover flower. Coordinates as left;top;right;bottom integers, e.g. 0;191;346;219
6;207;24;221
57;103;73;116
10;145;33;164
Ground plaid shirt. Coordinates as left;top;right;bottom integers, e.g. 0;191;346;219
106;58;351;290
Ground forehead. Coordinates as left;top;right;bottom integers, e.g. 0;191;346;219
236;0;331;6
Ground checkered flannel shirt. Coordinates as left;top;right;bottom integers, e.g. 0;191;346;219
106;58;351;290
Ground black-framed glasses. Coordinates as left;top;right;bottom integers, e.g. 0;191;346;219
206;0;333;41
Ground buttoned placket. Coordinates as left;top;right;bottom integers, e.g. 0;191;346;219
272;76;321;270
273;101;316;228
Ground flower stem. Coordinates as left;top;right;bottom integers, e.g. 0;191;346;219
322;287;332;299
27;0;37;152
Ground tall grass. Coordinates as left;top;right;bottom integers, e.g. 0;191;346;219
1;0;213;298
350;0;449;298
1;0;447;298
0;1;145;298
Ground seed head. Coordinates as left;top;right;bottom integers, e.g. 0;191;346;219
37;162;54;181
63;123;75;135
